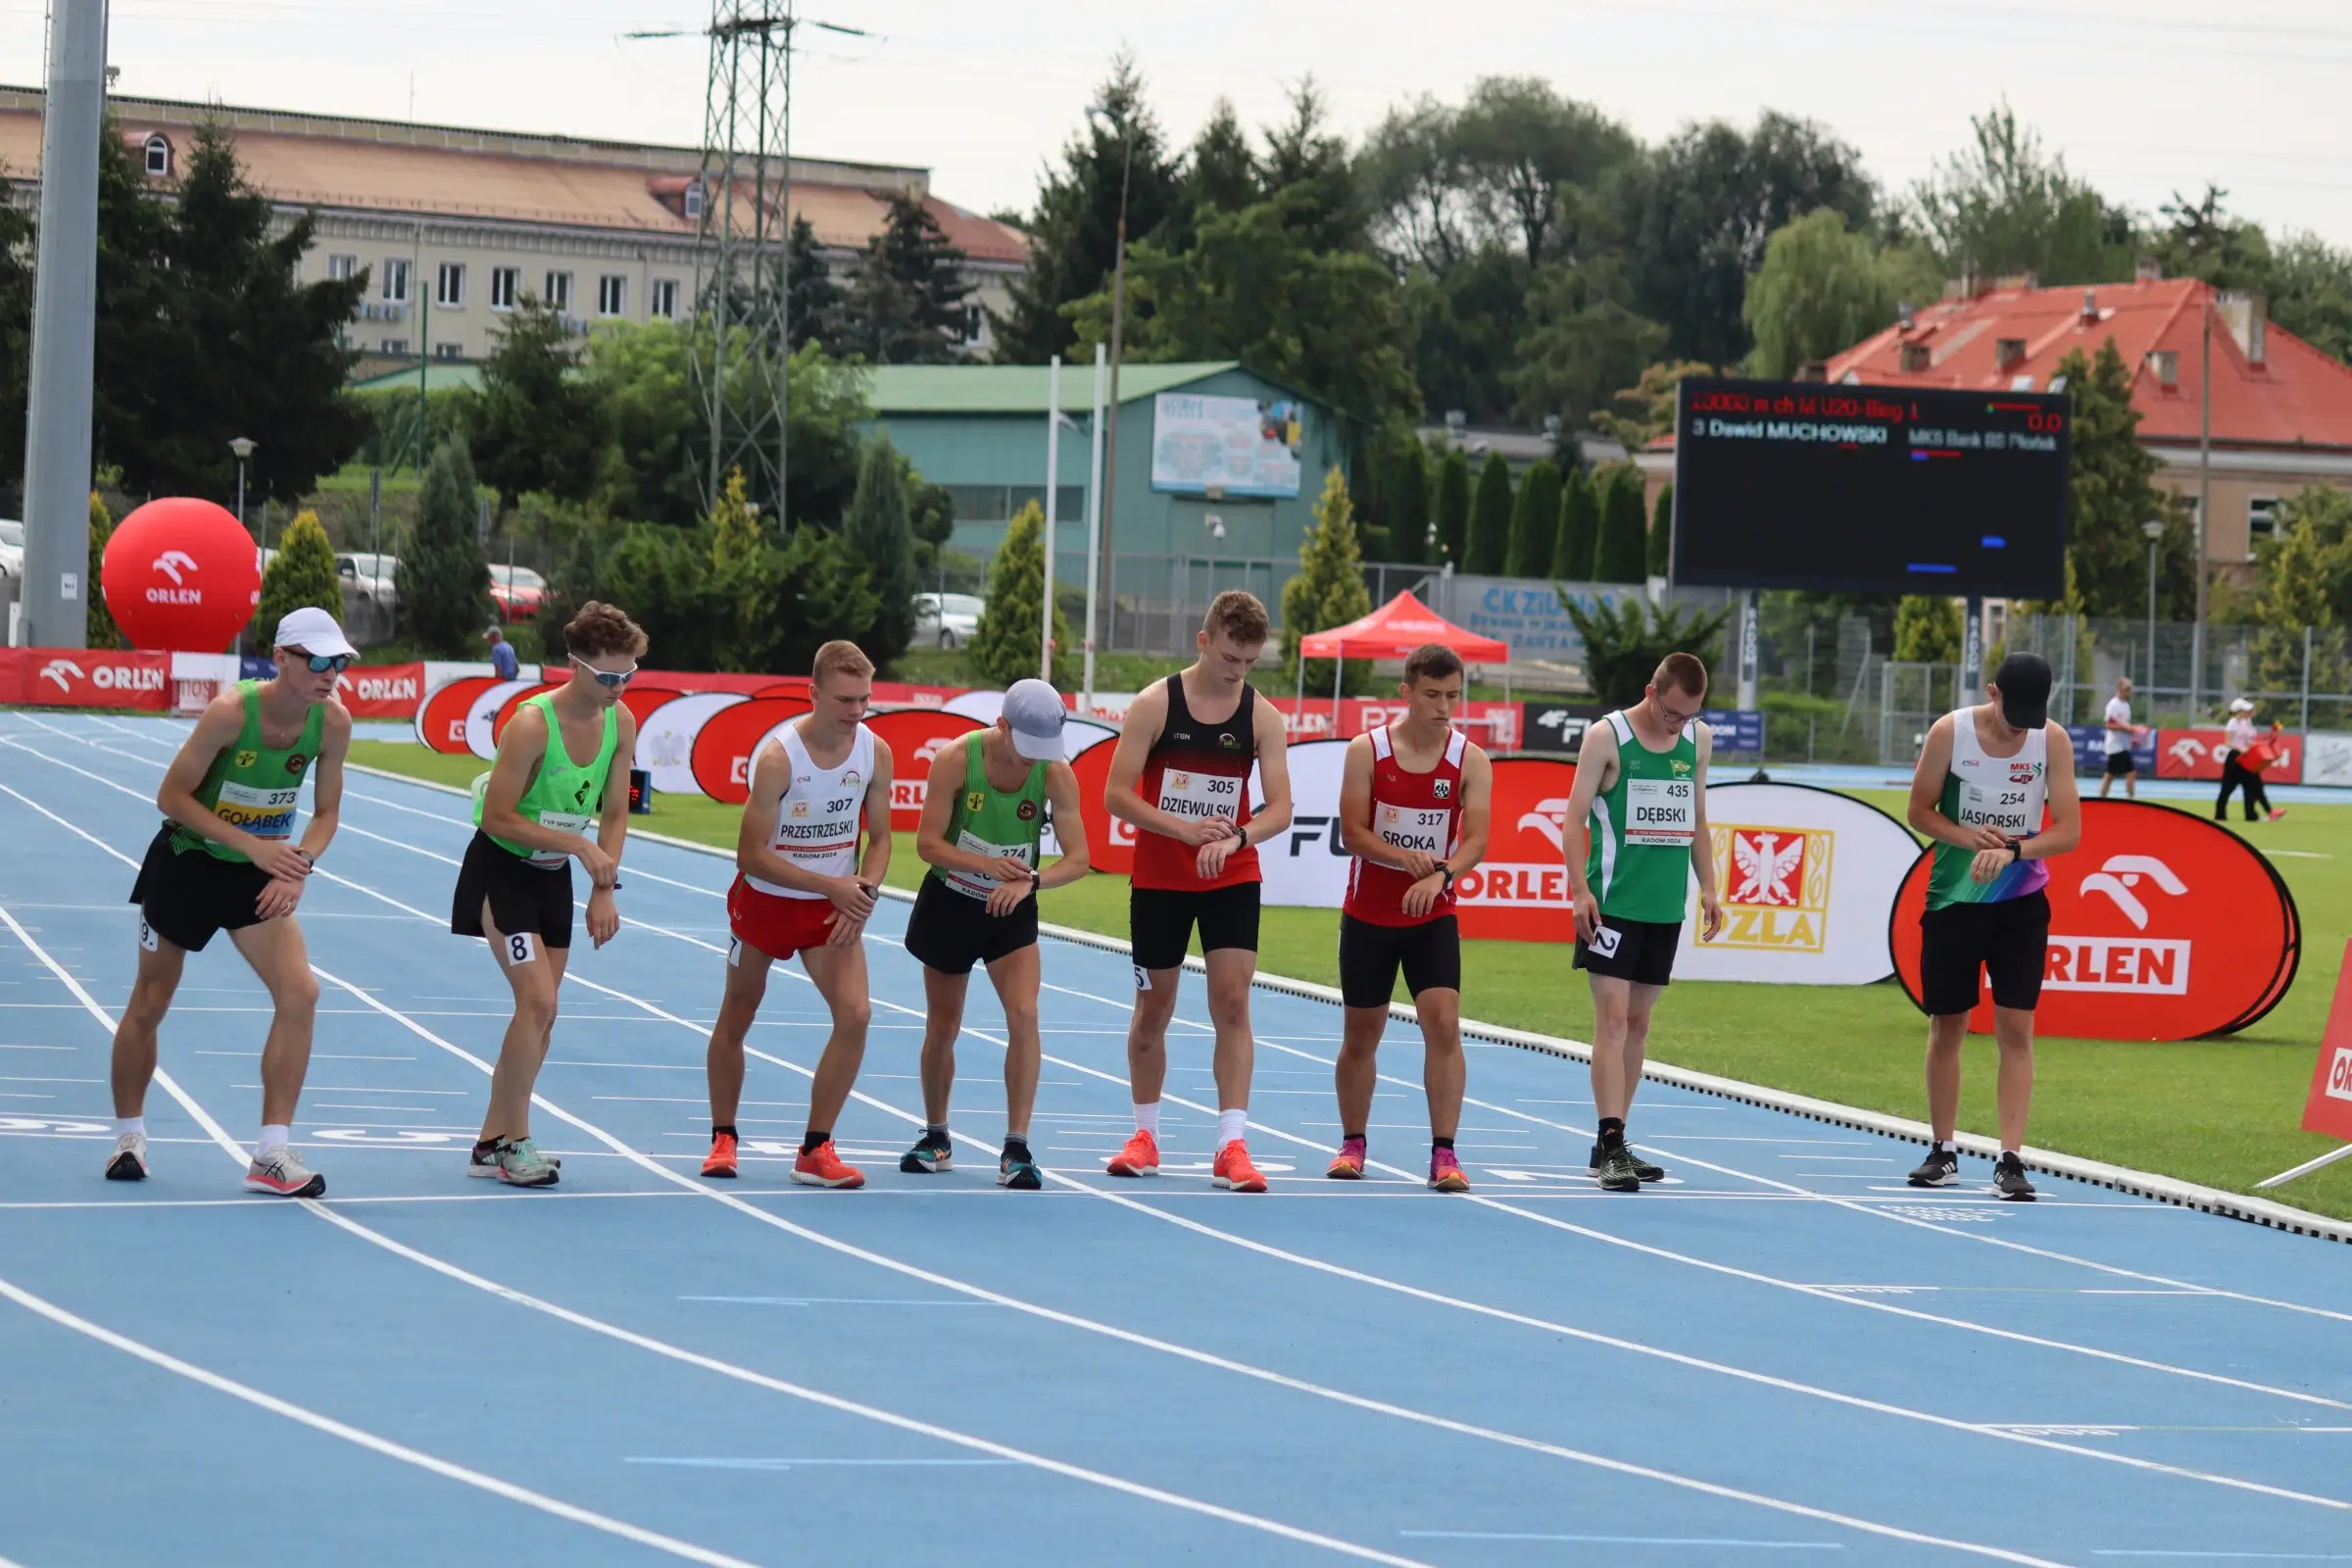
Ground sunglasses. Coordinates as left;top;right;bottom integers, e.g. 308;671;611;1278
283;649;353;674
571;653;637;688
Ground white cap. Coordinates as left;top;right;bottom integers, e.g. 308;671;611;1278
273;606;356;661
2230;697;2256;713
1002;678;1067;761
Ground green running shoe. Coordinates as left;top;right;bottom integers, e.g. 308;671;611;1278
1594;1144;1644;1193
900;1131;955;1174
494;1137;560;1188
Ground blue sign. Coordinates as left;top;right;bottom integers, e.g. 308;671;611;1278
1448;577;1642;663
240;655;278;680
1700;709;1765;755
2065;724;2155;774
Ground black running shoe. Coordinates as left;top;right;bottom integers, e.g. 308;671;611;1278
1907;1148;1960;1188
998;1148;1043;1191
1993;1152;2036;1201
900;1132;954;1174
1589;1139;1664;1182
1594;1145;1643;1193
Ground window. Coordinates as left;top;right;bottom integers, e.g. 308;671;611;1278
953;305;983;344
488;267;519;311
649;277;679;319
597;274;628;318
379;338;409;355
326;254;359;282
543;270;572;312
683;180;704;221
433;341;466;361
382;258;410;303
2248;497;2282;558
143;134;171;177
435;262;466;309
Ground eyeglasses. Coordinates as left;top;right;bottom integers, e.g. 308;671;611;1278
283;649;353;674
571;654;637;688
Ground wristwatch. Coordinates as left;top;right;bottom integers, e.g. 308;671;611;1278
2005;839;2025;862
1438;863;1455;890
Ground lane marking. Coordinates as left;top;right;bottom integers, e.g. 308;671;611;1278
1401;1532;1839;1548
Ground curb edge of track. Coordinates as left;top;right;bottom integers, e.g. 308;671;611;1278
346;759;2352;1246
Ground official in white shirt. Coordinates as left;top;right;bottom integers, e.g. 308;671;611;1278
2097;677;2139;800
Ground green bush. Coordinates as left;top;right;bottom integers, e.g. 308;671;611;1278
1647;480;1674;577
254;511;343;648
1465;451;1513;574
396;440;490;656
968;501;1070;688
1593;465;1648;584
1280;466;1377;698
1562;592;1730;708
1434;448;1471;564
1507;459;1562;578
1553;466;1598;580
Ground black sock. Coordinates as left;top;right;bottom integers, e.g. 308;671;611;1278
801;1130;829;1154
472;1137;500;1156
712;1124;737;1142
1597;1116;1626;1146
925;1123;949;1145
1344;1129;1366;1143
1432;1136;1454;1152
1004;1135;1030;1159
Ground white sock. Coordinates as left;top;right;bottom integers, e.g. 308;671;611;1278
256;1124;290;1157
1217;1108;1247;1150
115;1116;145;1140
1936;1140;1958;1153
1133;1101;1160;1138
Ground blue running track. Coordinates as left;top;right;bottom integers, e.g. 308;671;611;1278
1;710;2347;1568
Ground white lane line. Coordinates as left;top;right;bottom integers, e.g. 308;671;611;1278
0;1267;767;1568
625;1457;1017;1469
1402;1531;1840;1549
555;964;2352;1520
0;902;1440;1568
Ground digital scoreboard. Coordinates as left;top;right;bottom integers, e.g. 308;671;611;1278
1671;376;2071;600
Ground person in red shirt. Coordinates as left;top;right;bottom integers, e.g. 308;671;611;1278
1328;645;1493;1193
1102;591;1295;1192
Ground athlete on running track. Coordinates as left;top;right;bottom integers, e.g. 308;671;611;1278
1328;645;1493;1193
1102;591;1294;1192
901;679;1092;1190
1561;651;1723;1194
1904;652;2082;1200
453;600;643;1187
108;607;356;1197
703;640;894;1190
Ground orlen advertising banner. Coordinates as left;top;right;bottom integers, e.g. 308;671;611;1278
1455;757;1579;943
1254;740;1355;908
690;697;814;803
1890;800;2300;1040
638;692;746;797
1678;783;1914;985
2156;727;2305;784
2300;941;2352;1143
1262;698;1520;748
5;649;171;710
870;710;985;831
335;662;426;718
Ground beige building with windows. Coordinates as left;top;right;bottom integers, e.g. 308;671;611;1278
0;86;1029;372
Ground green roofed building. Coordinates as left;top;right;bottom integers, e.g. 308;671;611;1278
861;362;1347;647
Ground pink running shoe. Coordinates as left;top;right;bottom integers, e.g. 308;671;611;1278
1326;1137;1368;1180
1427;1147;1470;1194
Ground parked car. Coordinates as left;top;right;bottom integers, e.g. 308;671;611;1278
0;518;22;584
489;564;545;622
914;592;983;650
336;552;401;608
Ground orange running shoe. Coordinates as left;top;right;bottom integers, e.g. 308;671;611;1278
1326;1136;1367;1180
701;1130;739;1179
792;1140;865;1190
1106;1128;1160;1178
1212;1140;1268;1193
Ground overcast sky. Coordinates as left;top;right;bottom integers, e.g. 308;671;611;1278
8;0;2352;249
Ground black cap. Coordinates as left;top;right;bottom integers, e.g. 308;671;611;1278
1990;652;2052;730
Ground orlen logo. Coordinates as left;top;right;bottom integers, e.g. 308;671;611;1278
2078;855;2187;930
1452;758;1579;941
2327;1048;2352;1105
39;658;164;694
147;550;204;604
1516;796;1571;852
38;659;81;691
341;673;419;703
2167;734;2210;771
2043;857;2193;995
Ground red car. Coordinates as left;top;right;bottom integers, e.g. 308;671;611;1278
489;564;545;622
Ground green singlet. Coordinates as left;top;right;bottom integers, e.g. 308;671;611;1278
933;731;1047;901
1585;708;1698;923
173;679;324;862
472;694;617;867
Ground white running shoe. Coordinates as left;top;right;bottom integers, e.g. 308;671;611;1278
105;1132;148;1182
468;1141;559;1179
244;1146;325;1198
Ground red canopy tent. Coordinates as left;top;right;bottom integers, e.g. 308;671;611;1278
1296;590;1512;720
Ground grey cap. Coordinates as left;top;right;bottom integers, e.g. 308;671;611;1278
1002;679;1067;760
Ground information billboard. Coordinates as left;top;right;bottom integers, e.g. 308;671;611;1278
1150;392;1303;497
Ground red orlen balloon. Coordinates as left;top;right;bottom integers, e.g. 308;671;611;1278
102;498;264;652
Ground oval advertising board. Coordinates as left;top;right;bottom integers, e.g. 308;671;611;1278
1678;782;1917;985
867;709;987;833
1890;799;2299;1040
636;691;747;798
690;697;814;804
416;675;499;753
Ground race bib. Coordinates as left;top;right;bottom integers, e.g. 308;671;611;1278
1957;777;2034;837
529;808;594;868
1624;776;1695;848
1376;803;1449;856
214;779;300;841
948;828;1035;900
1157;767;1242;823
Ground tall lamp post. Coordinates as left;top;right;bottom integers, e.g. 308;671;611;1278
229;437;257;533
2142;517;2165;693
1083;104;1134;663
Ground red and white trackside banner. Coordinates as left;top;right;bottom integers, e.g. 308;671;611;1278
2155;727;2305;784
0;649;171;710
2299;939;2352;1144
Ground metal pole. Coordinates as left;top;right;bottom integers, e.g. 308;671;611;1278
1095;126;1134;661
1041;355;1060;682
2145;537;2158;693
777;7;792;528
236;461;247;531
1080;343;1106;713
1736;588;1759;710
2301;622;2313;733
19;0;109;649
2193;292;2212;716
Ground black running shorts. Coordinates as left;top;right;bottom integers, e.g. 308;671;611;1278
2103;750;2136;777
1919;891;2050;1015
1337;913;1461;1008
1573;914;1682;988
451;829;574;953
904;874;1039;976
128;824;276;954
1130;882;1260;973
